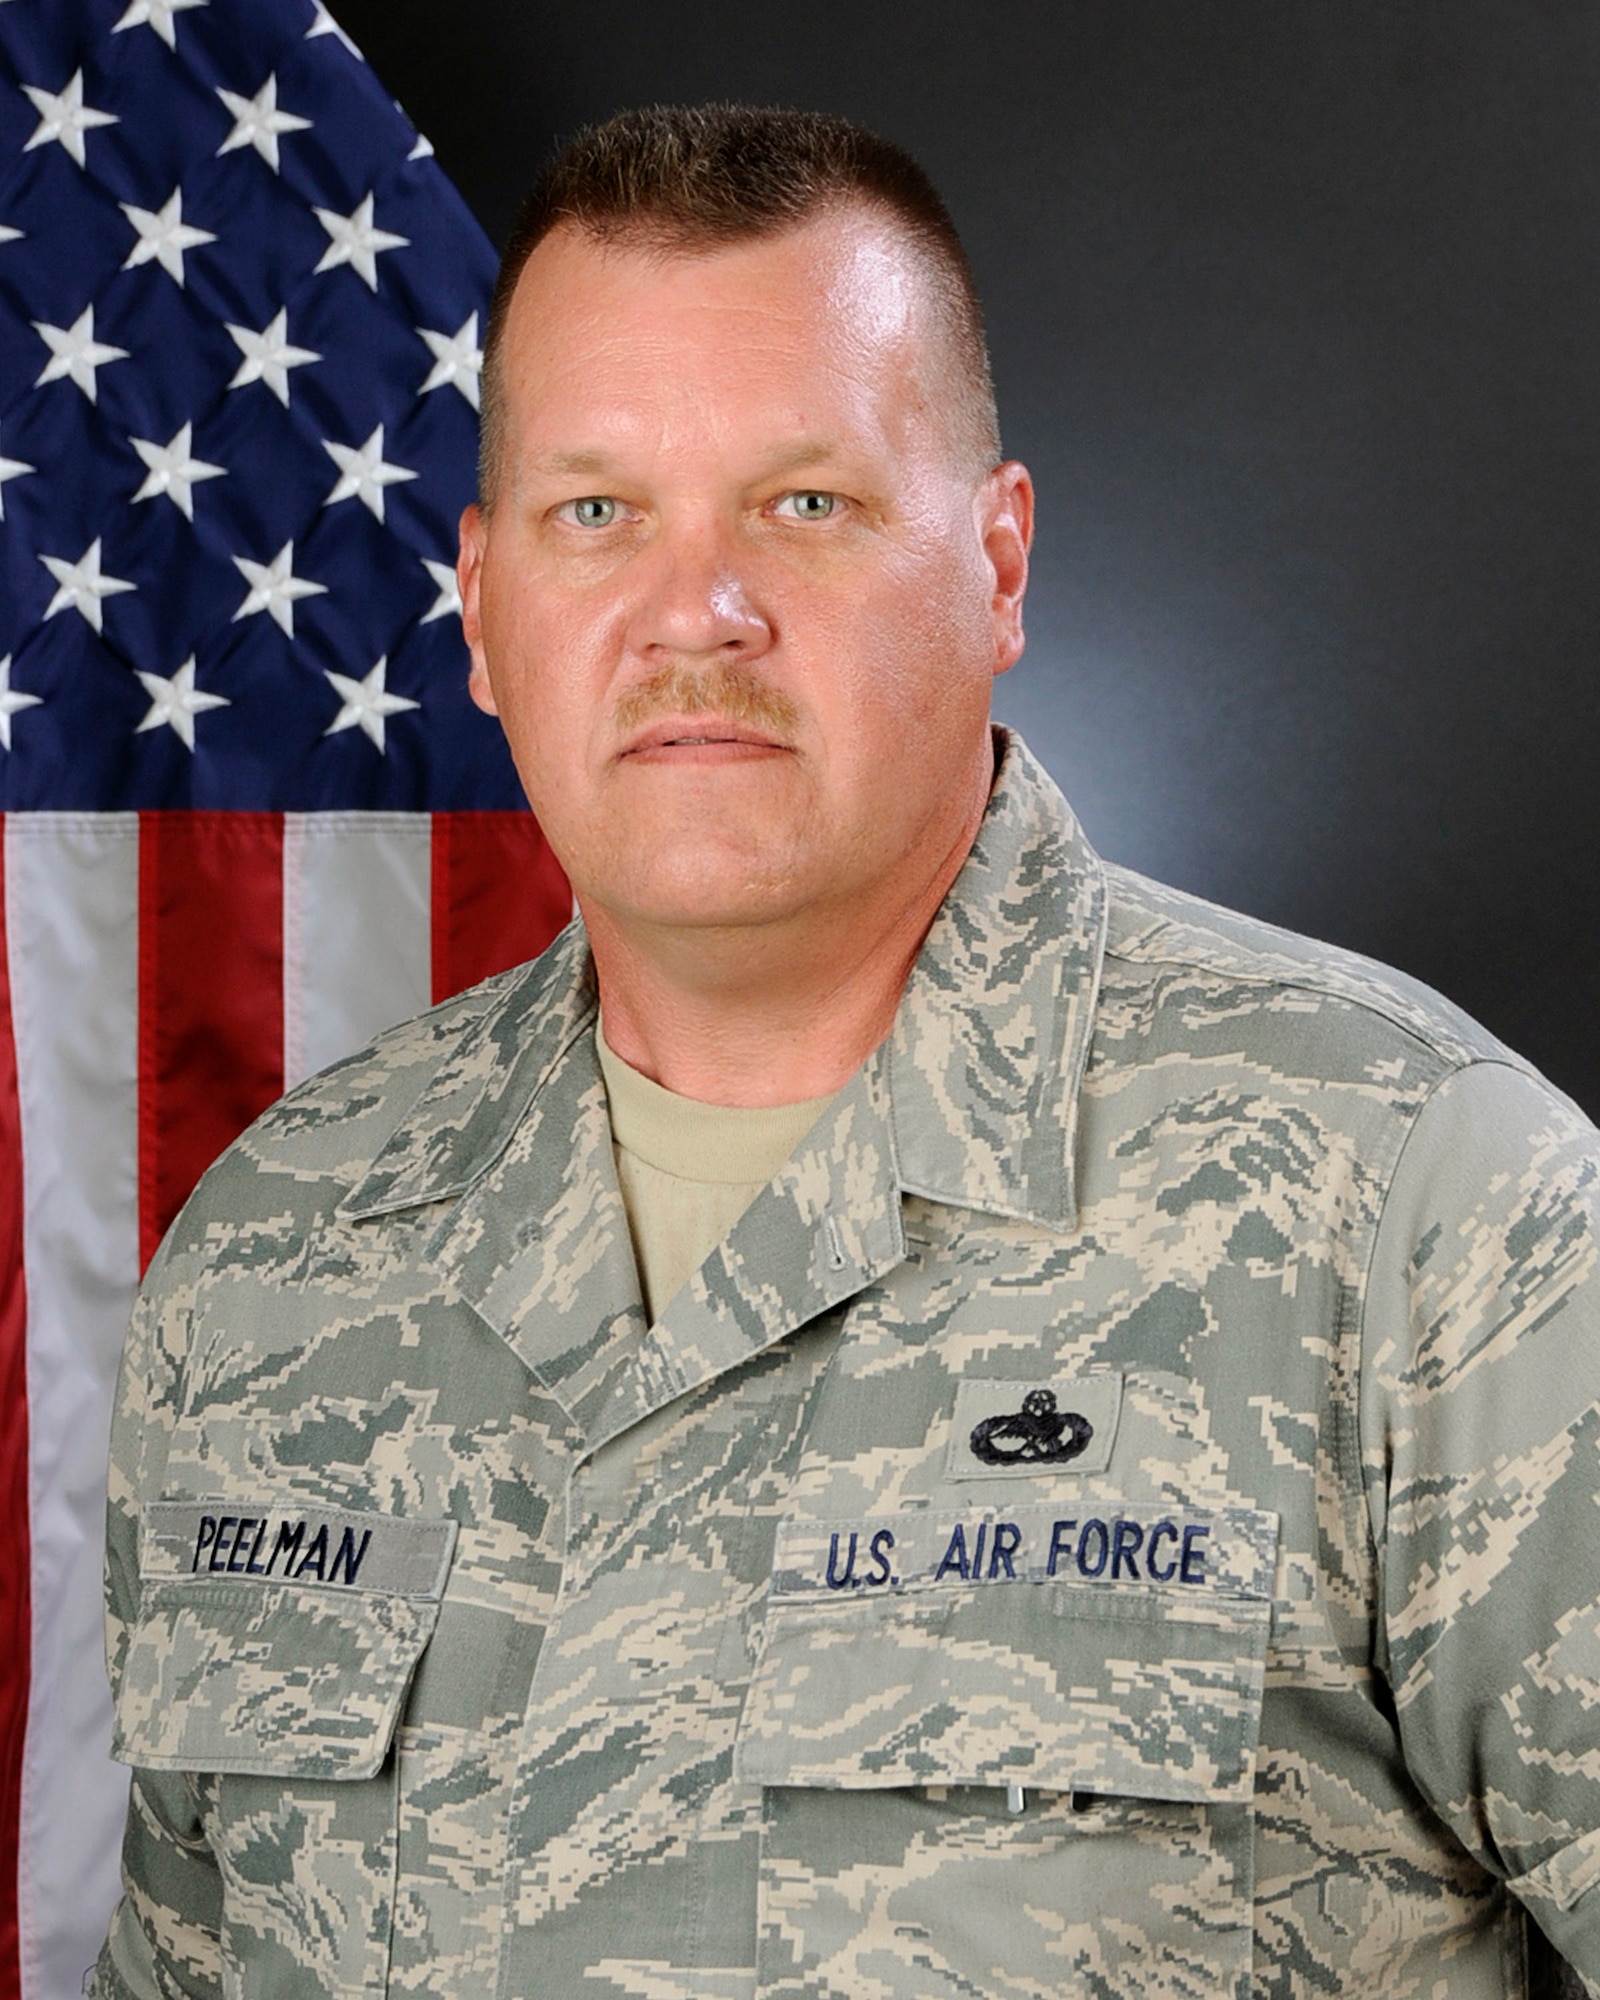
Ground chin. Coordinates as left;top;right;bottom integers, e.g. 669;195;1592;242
608;855;811;932
631;888;802;933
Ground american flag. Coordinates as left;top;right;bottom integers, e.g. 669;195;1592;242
0;4;568;1993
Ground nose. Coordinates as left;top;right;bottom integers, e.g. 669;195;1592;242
624;515;772;661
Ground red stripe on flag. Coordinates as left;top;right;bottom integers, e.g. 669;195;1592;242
138;814;286;1274
0;823;30;2000
431;812;570;1005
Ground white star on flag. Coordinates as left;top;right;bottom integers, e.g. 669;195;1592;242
323;656;420;752
113;0;207;50
40;539;137;634
322;424;417;522
216;74;311;173
231;541;327;637
417;312;482;409
133;656;230;750
33;305;129;403
313;192;408;291
23;69;118;170
0;657;43;753
0;428;36;520
0;223;22;245
420;557;461;623
306;1;362;57
408;134;435;161
226;308;320;406
120;189;215;285
129;422;226;520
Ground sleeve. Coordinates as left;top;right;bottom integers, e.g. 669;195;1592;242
1360;1059;1600;1982
91;1262;225;2000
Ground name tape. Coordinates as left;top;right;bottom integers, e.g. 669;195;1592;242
772;1501;1277;1602
142;1500;458;1599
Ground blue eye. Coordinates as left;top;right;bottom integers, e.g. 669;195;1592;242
568;496;616;527
779;491;835;520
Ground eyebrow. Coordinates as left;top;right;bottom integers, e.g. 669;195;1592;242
756;439;847;480
525;438;850;484
528;450;614;479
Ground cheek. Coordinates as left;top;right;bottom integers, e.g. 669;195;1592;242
827;562;990;712
478;587;595;733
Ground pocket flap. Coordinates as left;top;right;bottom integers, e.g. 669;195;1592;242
113;1500;457;1781
734;1502;1275;1804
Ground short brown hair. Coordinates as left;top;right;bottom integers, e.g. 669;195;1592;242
478;104;1001;504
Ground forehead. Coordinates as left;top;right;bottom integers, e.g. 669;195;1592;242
495;210;942;462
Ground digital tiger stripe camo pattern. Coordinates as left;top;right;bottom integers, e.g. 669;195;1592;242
95;736;1600;1998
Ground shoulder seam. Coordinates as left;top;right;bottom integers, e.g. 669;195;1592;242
1104;916;1525;1077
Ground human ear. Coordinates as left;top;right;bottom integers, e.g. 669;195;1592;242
979;461;1033;676
458;503;498;716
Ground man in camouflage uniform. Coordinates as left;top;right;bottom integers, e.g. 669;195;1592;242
95;106;1600;1999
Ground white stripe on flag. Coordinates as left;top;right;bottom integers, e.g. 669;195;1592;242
6;815;139;2000
283;814;432;1090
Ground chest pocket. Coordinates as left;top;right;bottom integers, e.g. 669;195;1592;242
113;1501;456;2000
733;1502;1276;2000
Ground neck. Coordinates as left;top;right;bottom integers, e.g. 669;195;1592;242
587;769;992;1107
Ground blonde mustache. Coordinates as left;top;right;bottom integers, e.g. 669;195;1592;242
613;661;800;738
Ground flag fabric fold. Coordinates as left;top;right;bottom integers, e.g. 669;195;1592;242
0;5;567;1993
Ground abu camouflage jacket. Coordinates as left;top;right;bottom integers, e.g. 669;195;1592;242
95;736;1600;1999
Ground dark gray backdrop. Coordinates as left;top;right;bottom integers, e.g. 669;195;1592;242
336;0;1600;1115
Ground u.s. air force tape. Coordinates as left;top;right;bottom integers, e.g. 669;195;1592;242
771;1502;1277;1602
141;1500;458;1599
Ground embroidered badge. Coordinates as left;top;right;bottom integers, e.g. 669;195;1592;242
970;1388;1093;1467
947;1374;1123;1480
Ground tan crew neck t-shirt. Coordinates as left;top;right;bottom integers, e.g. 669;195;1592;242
595;1020;835;1323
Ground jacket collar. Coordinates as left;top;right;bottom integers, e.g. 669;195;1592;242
341;923;597;1220
886;730;1106;1231
342;729;1106;1237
